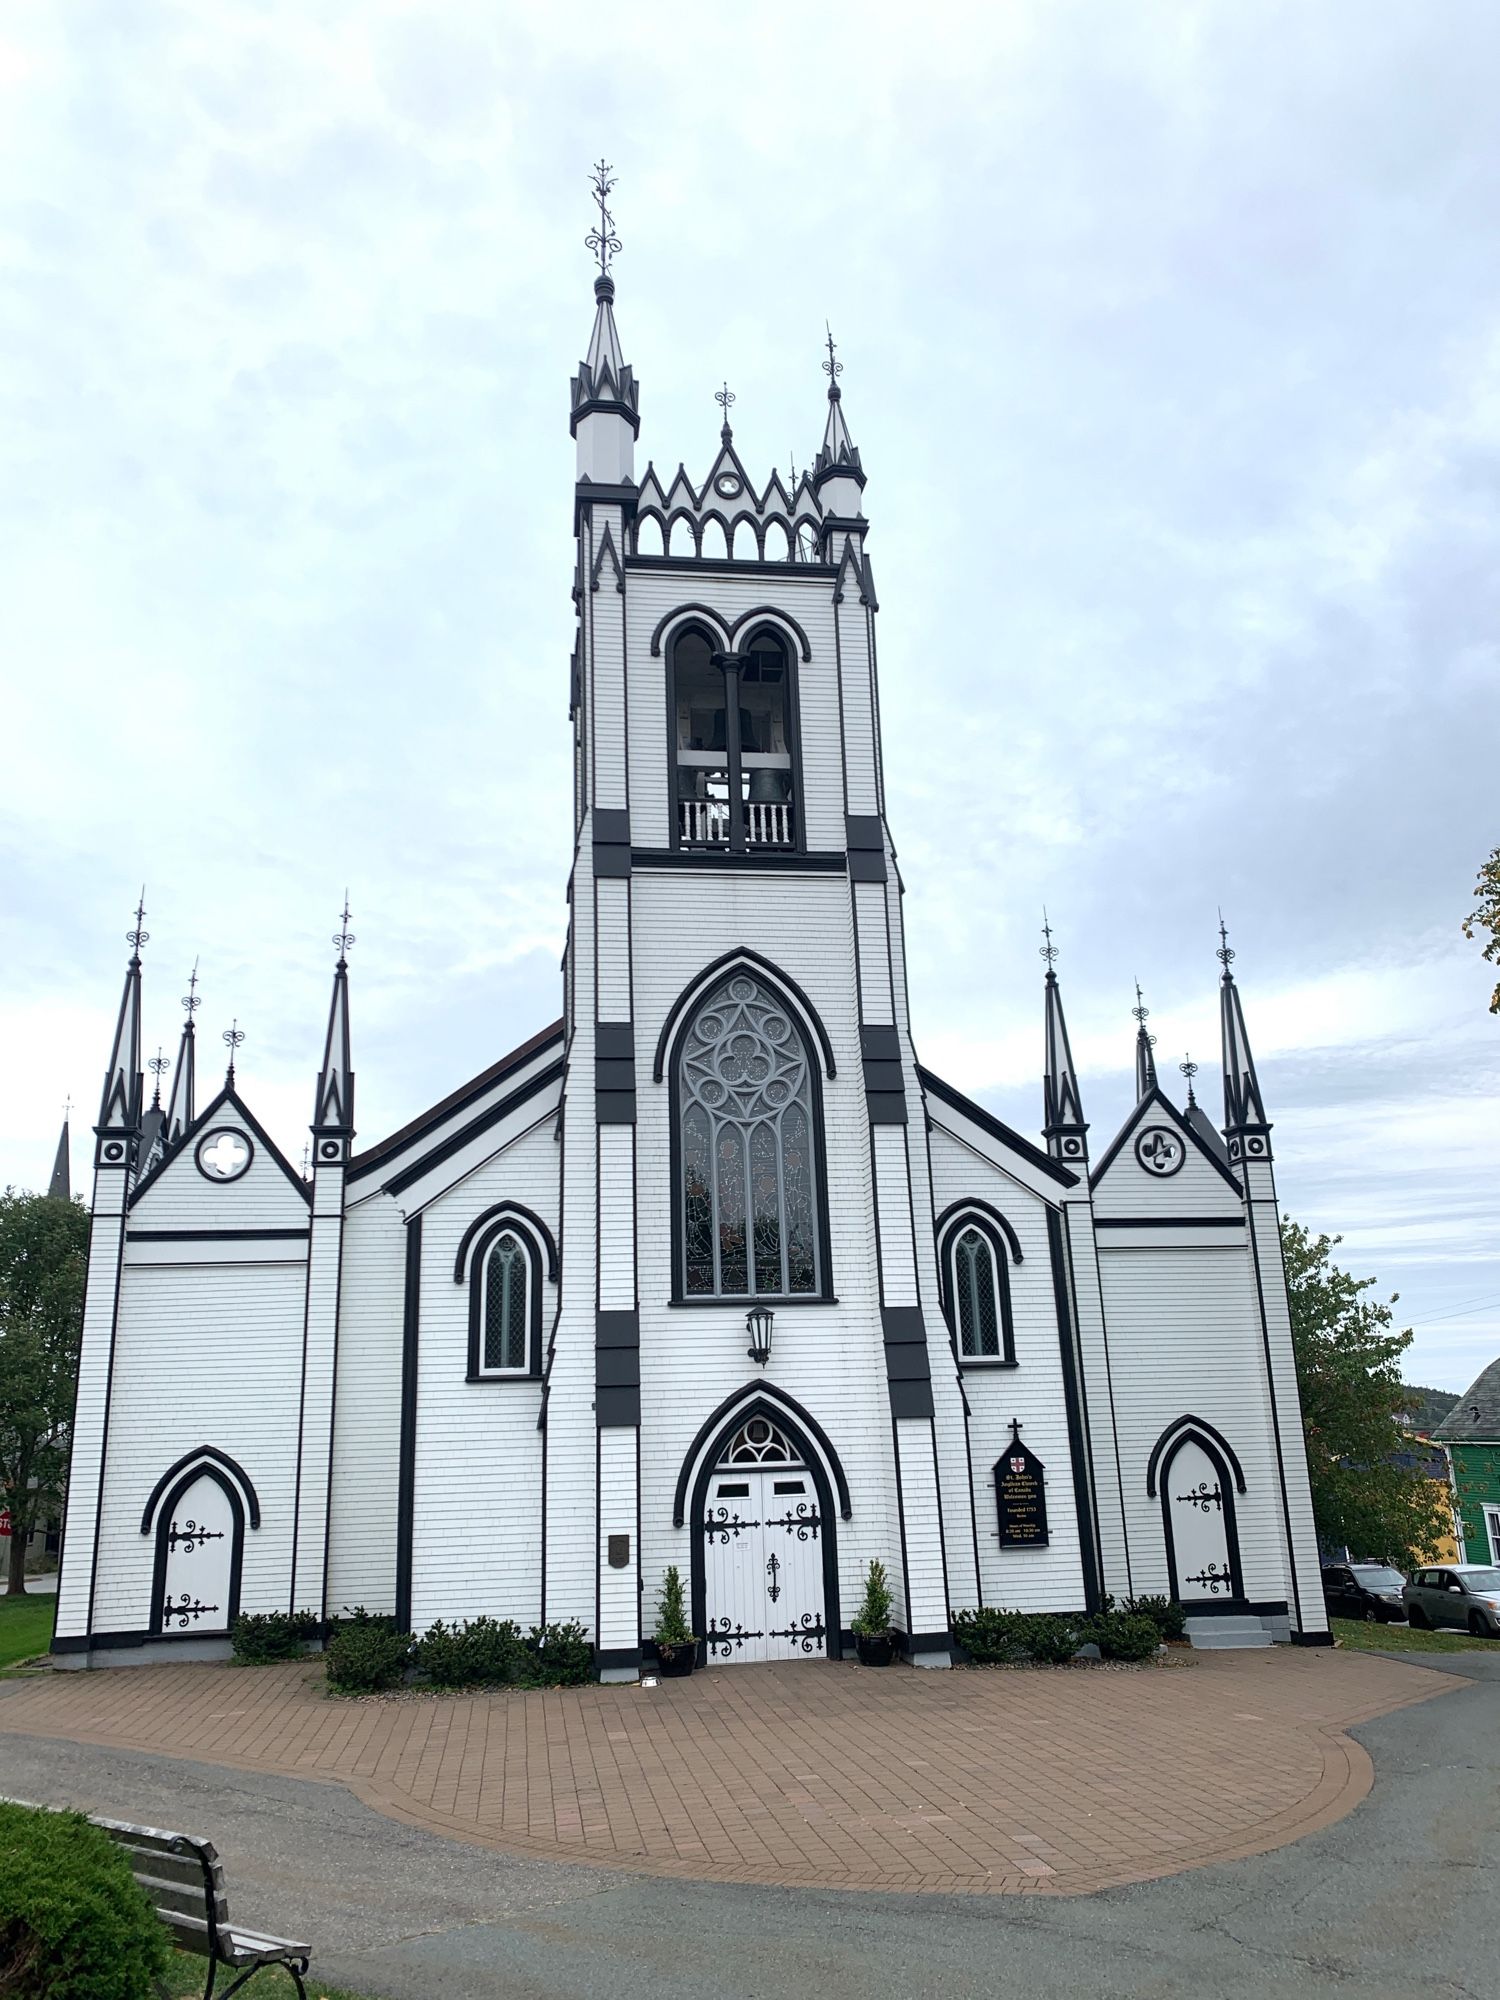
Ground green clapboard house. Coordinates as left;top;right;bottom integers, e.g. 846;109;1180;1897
1434;1357;1500;1565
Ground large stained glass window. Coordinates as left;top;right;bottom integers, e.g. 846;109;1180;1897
678;972;821;1297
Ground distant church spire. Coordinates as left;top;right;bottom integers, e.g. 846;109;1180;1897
1131;981;1158;1101
812;323;865;495
1217;918;1272;1158
313;895;356;1141
571;160;639;483
164;963;199;1145
1041;915;1088;1166
97;893;146;1145
48;1102;71;1201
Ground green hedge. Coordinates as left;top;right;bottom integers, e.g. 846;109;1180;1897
326;1610;411;1694
951;1608;1081;1665
0;1802;171;2000
414;1617;524;1688
1088;1610;1162;1661
1123;1593;1188;1642
326;1611;596;1695
230;1610;320;1665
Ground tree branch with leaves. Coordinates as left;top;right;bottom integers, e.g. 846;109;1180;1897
1462;844;1500;1015
0;1189;89;1595
1283;1217;1450;1572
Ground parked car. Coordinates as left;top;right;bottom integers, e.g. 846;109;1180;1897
1321;1562;1408;1622
1403;1565;1500;1636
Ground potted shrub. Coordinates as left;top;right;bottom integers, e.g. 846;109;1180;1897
852;1559;896;1666
653;1565;697;1677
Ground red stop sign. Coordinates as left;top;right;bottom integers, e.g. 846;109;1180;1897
0;1510;11;1537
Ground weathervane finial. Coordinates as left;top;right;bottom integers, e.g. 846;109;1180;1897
1132;979;1157;1046
1217;911;1235;972
714;380;735;438
148;1045;169;1108
126;887;148;961
585;159;621;279
222;1019;245;1084
1180;1053;1199;1106
182;960;200;1015
334;891;355;965
1039;909;1058;969
822;322;843;397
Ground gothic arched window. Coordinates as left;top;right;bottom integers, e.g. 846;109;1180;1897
462;1214;547;1381
676;971;825;1299
938;1211;1017;1367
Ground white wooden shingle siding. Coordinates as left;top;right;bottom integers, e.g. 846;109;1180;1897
59;319;1330;1667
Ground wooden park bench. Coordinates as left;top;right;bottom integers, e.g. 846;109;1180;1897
90;1810;311;1999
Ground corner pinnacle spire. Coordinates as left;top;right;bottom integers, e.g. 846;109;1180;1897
813;322;864;494
572;160;638;478
97;896;146;1143
48;1101;71;1201
1131;981;1158;1101
314;896;356;1142
1041;914;1088;1166
1217;918;1272;1159
165;962;199;1145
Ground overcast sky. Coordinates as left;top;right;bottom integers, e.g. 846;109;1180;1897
3;2;1497;1391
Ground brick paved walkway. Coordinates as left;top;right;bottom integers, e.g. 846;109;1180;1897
0;1649;1451;1895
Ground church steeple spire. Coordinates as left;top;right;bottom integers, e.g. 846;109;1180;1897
571;161;639;486
48;1104;71;1201
1041;917;1088;1166
164;963;199;1145
1131;981;1158;1101
1217;919;1272;1159
313;896;356;1143
96;894;146;1160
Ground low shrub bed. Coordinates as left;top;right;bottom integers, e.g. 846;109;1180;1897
1086;1610;1162;1661
951;1608;1081;1665
1123;1593;1188;1642
327;1611;595;1695
230;1609;320;1665
0;1801;172;2000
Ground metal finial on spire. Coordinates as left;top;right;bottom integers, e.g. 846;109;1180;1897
63;1094;73;1122
822;322;843;394
301;1141;311;1182
585;159;621;277
126;887;149;959
1217;912;1235;971
182;960;200;1014
222;1019;245;1083
148;1046;169;1107
714;380;735;436
1180;1053;1199;1105
334;892;355;964
1132;980;1157;1046
1039;909;1058;969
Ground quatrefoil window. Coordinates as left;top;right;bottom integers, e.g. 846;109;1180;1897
1134;1127;1185;1177
195;1129;254;1182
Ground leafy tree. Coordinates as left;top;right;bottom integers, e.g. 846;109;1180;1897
1282;1217;1449;1572
1462;844;1500;1014
0;1190;89;1595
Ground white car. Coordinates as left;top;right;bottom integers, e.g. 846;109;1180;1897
1403;1564;1500;1637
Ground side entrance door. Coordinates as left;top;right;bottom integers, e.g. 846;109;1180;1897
1163;1435;1241;1605
157;1471;236;1634
701;1420;826;1661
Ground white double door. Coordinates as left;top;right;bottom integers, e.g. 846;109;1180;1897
1166;1438;1238;1604
702;1463;826;1662
159;1472;235;1634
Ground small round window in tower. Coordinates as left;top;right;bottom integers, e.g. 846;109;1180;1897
1134;1127;1185;1177
714;473;742;499
196;1128;254;1183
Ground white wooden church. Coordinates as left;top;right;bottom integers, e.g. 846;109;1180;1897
54;186;1329;1672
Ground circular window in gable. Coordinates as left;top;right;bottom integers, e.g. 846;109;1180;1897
1134;1127;1185;1177
196;1128;254;1183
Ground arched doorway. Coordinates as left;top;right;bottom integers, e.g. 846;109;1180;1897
143;1448;259;1637
686;1400;843;1662
1158;1430;1244;1606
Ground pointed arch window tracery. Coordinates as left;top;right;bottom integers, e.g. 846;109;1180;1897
677;972;825;1299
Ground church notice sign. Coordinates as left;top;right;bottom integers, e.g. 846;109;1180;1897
994;1422;1048;1548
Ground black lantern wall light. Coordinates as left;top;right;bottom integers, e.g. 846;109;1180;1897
745;1305;775;1367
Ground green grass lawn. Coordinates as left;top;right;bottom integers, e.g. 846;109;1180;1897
0;1587;55;1670
1332;1615;1499;1654
164;1950;384;2000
